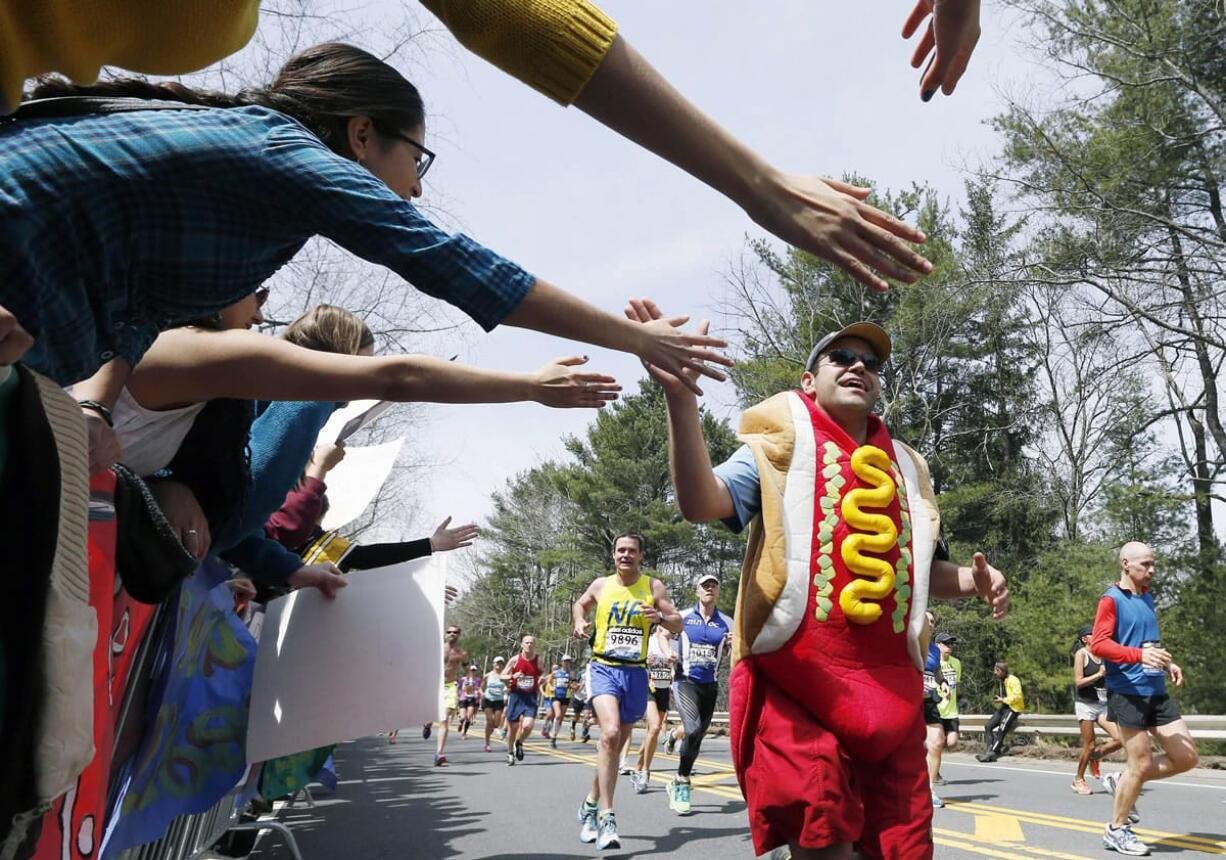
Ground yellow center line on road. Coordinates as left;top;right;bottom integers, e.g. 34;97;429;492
948;801;1226;854
522;742;744;801
934;826;1093;860
933;832;1086;860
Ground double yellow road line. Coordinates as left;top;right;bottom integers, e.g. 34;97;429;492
522;742;1225;858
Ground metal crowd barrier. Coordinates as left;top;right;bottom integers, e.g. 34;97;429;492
109;789;304;860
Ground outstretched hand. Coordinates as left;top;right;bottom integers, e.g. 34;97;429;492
532;356;622;408
0;304;33;365
970;551;1009;619
624;298;720;397
902;0;982;99
628;304;733;396
430;516;479;553
745;175;932;293
288;562;348;600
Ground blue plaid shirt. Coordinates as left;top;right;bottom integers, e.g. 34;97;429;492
0;105;535;385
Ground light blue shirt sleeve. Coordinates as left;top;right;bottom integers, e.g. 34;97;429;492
711;444;761;533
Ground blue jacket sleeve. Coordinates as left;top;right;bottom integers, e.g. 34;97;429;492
220;534;303;586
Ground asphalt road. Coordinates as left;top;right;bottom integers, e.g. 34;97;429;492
246;728;1226;859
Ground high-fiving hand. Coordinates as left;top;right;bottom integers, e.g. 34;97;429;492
970;551;1009;619
903;0;982;100
532;356;622;408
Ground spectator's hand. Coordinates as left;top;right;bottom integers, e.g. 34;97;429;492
0;304;33;365
630;310;733;396
744;174;931;293
306;442;346;481
1141;645;1172;672
573;618;591;640
430;516;479;552
624;299;715;398
149;479;211;559
288;562;348;599
902;0;982;99
1169;662;1184;687
970;552;1009;619
444;584;459;604
531;356;622;408
226;576;257;613
84;409;123;474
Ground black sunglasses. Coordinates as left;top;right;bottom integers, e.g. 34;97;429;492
254;287;270;308
383;128;436;179
823;347;883;374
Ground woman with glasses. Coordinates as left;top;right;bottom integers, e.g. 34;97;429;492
1;42;729;461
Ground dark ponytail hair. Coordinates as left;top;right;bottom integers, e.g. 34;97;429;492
30;42;425;158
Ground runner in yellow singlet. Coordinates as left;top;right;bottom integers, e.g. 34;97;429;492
572;533;682;850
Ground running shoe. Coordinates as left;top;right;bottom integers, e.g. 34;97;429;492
434;754;447;767
1103;824;1150;856
579;808;599;844
596;813;620;850
484;744;491;752
506;753;515;766
931;791;945;809
932;773;946;786
551;737;558;749
582;727;591;743
422;724;432;740
1071;779;1092;796
570;727;577;741
542;726;551;739
631;771;649;794
619;760;634;776
667;780;692;815
666;733;677;755
577;797;599;823
515;740;524;761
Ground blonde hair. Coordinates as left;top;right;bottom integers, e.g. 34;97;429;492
283;304;374;356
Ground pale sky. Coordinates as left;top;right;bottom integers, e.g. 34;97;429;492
361;1;1050;536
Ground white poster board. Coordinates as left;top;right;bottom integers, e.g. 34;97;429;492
317;399;392;444
319;438;405;531
246;555;446;764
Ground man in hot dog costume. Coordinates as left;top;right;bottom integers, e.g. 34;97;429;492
631;306;1010;859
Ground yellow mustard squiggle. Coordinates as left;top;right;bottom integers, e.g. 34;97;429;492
839;445;898;625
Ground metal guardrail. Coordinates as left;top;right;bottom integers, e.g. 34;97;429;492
703;712;1226;739
110;789;304;860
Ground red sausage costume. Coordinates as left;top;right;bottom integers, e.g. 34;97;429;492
728;390;941;858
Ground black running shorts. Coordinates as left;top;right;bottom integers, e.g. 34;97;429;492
1107;691;1181;729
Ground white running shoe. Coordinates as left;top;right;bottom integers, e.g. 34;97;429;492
631;770;649;794
1103;823;1150;855
596;813;620;850
579;808;598;844
1100;772;1140;822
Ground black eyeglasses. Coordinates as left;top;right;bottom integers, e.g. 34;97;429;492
384;129;436;179
823;347;883;374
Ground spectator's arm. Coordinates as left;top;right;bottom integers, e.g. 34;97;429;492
264;477;328;549
340;538;433;572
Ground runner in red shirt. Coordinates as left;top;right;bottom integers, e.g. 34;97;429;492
501;635;543;765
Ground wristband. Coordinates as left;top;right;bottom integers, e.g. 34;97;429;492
78;399;114;427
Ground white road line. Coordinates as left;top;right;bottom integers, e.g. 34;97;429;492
942;760;1226;791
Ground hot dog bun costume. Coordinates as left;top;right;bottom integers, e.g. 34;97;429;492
728;390;941;858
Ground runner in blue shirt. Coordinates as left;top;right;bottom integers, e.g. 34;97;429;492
543;655;576;748
664;573;732;814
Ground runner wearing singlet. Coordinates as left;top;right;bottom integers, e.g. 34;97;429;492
571;665;593;741
482;657;508;752
926;633;961;809
666;574;731;815
1071;625;1122;795
502;635;543;766
458;666;482;740
629;625;677;793
391;623;467;767
1092;542;1198;856
544;655;576;748
572;533;683;850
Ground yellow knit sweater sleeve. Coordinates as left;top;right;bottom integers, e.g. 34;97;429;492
0;0;259;111
418;0;618;106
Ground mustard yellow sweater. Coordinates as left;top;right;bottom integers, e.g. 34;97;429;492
419;0;617;105
0;0;260;110
2;0;617;113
